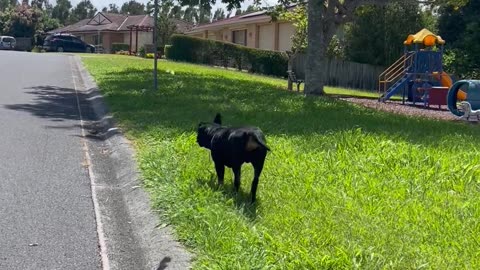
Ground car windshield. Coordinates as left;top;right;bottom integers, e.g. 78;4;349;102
2;37;14;42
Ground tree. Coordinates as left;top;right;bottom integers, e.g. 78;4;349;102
103;3;120;14
68;0;96;23
169;5;184;19
438;0;480;78
121;0;146;15
279;3;307;54
212;8;225;21
158;5;177;47
273;0;468;95
52;0;71;25
31;0;46;9
2;3;44;37
183;6;198;23
0;0;16;12
199;8;211;23
244;4;261;13
344;2;428;67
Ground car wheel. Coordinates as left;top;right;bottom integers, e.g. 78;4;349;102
57;47;64;52
86;47;92;53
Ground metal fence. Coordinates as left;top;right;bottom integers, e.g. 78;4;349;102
290;53;385;91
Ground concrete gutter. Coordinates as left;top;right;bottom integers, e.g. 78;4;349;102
71;55;192;270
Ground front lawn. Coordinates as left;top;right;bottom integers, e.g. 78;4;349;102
83;55;480;269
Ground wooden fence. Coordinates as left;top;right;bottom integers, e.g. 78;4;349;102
290;54;385;91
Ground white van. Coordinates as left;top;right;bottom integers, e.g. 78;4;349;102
0;36;16;50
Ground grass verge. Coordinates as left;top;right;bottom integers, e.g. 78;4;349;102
83;55;480;269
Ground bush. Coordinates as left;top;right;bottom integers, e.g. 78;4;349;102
115;50;130;55
31;46;45;53
139;46;146;58
112;43;130;53
166;34;288;77
164;45;172;59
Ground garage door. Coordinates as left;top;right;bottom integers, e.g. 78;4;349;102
278;23;295;52
258;24;274;51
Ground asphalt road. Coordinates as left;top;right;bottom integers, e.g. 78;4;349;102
0;51;100;269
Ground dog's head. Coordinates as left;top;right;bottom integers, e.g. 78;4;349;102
196;113;222;149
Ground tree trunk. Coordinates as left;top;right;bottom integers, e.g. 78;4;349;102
305;0;339;96
304;0;326;96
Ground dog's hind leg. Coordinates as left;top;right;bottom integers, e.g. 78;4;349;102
232;166;242;192
251;152;267;203
215;162;225;186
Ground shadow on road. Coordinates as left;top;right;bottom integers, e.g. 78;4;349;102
5;85;118;141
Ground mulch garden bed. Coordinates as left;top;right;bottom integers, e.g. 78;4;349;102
340;97;462;122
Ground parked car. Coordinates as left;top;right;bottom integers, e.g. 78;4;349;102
43;34;95;53
0;36;16;50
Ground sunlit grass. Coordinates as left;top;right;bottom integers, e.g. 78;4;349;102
83;55;480;269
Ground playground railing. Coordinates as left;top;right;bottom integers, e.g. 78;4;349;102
378;53;415;95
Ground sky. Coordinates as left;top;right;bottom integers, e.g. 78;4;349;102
61;0;278;12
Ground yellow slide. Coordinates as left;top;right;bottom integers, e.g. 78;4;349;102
434;71;466;100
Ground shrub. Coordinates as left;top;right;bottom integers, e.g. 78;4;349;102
112;43;130;53
115;50;130;55
139;46;146;58
164;45;172;59
166;34;288;77
31;46;45;53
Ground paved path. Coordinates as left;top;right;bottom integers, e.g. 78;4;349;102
0;51;100;269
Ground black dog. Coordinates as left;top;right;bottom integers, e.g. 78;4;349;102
197;113;270;203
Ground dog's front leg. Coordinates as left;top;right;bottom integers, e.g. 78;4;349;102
214;162;225;186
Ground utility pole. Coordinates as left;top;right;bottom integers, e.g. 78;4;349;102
153;0;159;91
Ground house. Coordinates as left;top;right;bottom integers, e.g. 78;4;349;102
185;10;296;52
49;12;192;54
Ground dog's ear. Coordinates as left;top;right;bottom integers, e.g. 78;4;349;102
213;113;222;125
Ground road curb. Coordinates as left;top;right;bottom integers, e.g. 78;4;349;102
72;56;192;270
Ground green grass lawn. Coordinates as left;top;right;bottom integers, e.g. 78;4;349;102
83;55;480;269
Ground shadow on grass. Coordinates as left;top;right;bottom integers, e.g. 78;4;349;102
94;67;479;148
196;174;259;221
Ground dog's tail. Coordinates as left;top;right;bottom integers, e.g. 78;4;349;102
253;134;271;152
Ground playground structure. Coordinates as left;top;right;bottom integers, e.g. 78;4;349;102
378;29;456;108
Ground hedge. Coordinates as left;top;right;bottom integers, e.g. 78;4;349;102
165;35;288;78
112;43;130;53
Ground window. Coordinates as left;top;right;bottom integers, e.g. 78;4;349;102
232;30;247;46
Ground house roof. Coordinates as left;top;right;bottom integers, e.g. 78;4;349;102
186;4;298;34
49;12;193;34
187;11;271;34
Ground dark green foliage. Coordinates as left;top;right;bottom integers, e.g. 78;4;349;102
139;46;146;57
120;0;145;15
344;2;426;67
111;43;130;53
166;34;288;77
438;0;480;78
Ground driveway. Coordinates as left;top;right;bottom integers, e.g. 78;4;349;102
0;51;100;269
